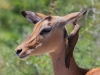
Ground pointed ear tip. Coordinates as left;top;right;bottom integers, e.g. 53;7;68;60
21;11;26;17
83;9;89;15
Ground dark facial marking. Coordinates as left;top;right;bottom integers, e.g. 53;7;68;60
45;16;52;21
63;28;68;39
21;11;26;17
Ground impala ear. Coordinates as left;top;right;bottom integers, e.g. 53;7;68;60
65;10;87;24
21;11;46;24
58;9;88;27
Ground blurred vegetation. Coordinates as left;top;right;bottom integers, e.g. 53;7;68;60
0;0;100;75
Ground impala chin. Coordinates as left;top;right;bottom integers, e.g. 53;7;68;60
19;54;29;60
20;49;35;60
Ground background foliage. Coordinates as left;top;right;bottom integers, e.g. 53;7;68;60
0;0;100;75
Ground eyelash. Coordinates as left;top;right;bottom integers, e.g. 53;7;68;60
40;28;52;35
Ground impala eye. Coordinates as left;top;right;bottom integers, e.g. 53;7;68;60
40;28;52;35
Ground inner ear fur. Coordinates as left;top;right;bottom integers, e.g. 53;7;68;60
64;12;80;20
64;9;88;25
21;11;46;24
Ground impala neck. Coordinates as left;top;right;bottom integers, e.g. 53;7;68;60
49;41;88;75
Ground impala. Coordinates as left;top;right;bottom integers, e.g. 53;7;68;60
15;9;100;75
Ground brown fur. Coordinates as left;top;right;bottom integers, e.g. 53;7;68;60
16;10;100;75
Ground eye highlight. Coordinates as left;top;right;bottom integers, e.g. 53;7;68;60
40;28;52;35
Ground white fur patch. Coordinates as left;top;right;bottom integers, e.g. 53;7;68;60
21;55;29;60
36;43;42;49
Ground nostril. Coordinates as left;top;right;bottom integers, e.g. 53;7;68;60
16;49;22;55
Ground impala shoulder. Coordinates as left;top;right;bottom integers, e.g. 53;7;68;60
86;67;100;75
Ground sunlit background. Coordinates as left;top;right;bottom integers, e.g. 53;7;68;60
0;0;100;75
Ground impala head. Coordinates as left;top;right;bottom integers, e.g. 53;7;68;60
15;10;87;59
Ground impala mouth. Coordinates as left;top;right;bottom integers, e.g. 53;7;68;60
19;54;29;60
16;43;43;60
